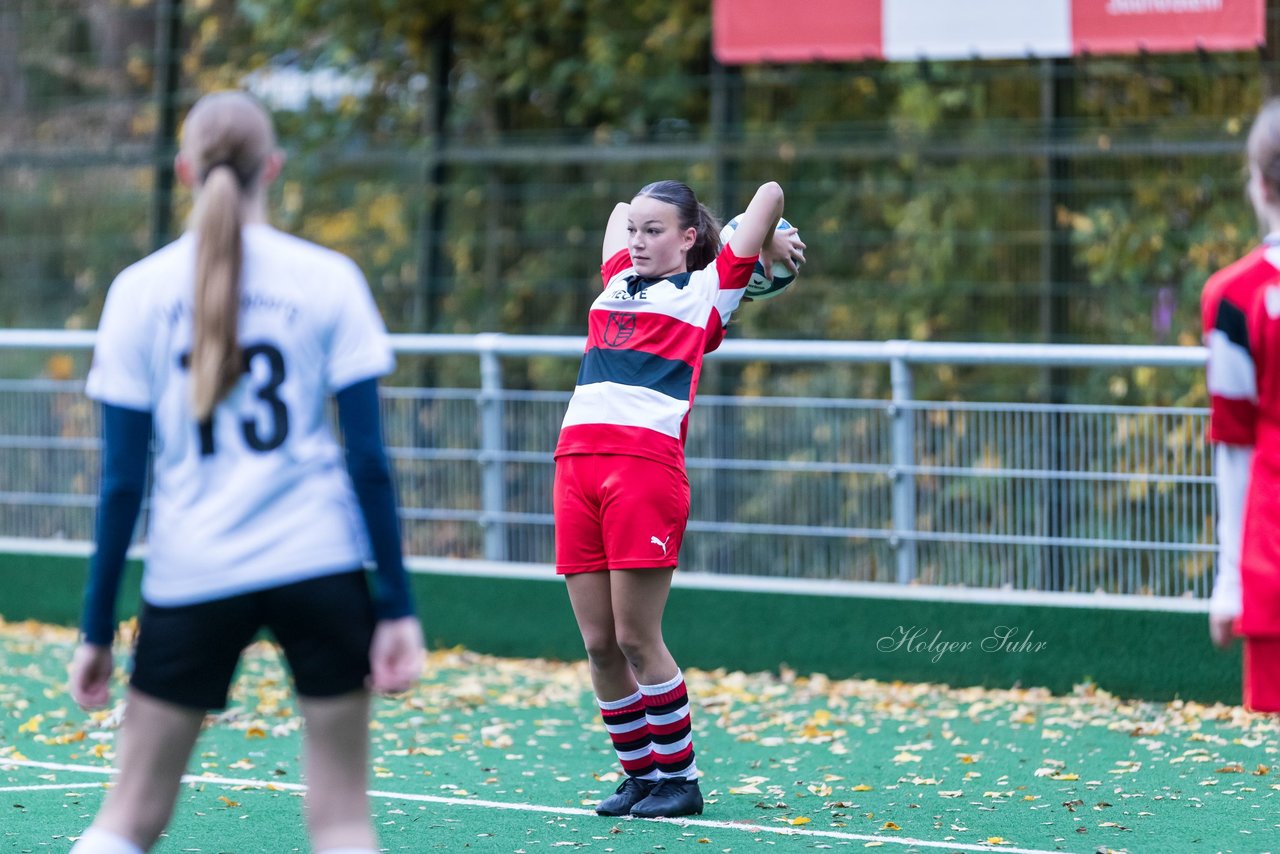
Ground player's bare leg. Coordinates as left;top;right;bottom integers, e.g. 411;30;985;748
608;568;677;685
566;570;661;815
566;571;637;699
610;568;702;818
84;689;204;849
298;690;377;852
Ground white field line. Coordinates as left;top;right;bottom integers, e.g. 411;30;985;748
0;782;109;792
0;757;1075;854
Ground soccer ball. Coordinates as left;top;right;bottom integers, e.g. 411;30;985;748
718;215;800;301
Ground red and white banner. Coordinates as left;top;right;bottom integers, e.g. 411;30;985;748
1073;0;1264;55
713;0;1264;63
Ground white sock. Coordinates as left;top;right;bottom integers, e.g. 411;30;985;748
69;828;144;854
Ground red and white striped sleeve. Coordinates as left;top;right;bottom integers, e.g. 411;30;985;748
600;249;633;289
1202;265;1258;621
700;244;756;353
1203;280;1257;447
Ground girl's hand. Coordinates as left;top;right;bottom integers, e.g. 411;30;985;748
369;616;425;694
68;643;114;710
1209;613;1237;649
762;226;806;277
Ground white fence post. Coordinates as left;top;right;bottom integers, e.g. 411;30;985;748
477;335;506;561
889;347;917;584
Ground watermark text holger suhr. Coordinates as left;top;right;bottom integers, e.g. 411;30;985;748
877;626;1047;664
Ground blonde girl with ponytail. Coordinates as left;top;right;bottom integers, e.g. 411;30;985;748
68;91;423;854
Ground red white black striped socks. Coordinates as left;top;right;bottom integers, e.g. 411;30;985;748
598;671;698;781
598;689;659;779
640;671;698;779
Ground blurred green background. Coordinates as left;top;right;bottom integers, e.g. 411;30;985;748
3;0;1278;402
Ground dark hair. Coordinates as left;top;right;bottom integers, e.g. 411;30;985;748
1249;99;1280;199
635;180;722;272
182;91;275;421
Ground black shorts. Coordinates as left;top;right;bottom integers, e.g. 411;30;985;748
130;569;376;711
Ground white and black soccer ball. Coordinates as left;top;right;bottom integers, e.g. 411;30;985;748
718;215;800;301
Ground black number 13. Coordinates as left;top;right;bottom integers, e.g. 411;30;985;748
180;342;290;456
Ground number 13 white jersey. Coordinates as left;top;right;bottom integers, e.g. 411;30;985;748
86;224;395;607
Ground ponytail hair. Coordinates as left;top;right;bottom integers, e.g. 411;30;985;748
688;202;722;272
190;164;244;421
181;91;275;421
635;180;722;272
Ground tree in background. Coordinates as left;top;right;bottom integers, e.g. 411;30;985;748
0;0;1269;403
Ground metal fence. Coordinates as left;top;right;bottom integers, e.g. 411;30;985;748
0;331;1215;598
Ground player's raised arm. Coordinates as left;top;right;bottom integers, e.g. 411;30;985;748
728;182;805;277
727;182;783;259
602;202;631;263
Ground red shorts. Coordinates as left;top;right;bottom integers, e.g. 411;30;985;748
553;453;690;574
1243;637;1280;713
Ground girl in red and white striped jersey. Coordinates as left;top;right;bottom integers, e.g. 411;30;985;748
554;180;804;817
1204;98;1280;712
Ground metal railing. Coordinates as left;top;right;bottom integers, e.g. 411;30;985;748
0;331;1214;598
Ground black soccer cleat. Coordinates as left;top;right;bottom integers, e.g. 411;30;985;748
595;776;656;816
629;776;704;818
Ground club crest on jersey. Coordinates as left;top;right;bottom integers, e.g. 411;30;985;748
603;311;637;347
1267;285;1280;320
